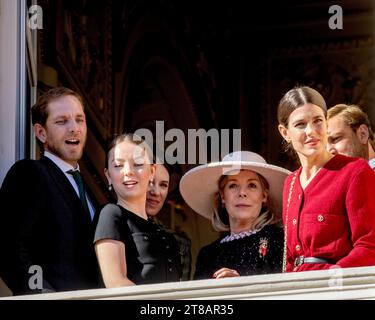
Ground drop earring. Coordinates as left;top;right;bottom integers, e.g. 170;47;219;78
108;184;112;191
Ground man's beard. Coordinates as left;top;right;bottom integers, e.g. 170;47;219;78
45;142;84;163
347;141;368;160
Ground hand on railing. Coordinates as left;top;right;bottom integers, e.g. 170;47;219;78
212;268;240;279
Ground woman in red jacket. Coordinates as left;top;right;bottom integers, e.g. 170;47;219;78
277;86;375;272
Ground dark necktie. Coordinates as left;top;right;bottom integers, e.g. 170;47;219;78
67;170;90;217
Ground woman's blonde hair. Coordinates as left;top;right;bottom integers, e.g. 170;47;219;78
211;170;276;232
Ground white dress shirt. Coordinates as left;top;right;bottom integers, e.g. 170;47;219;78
369;158;375;171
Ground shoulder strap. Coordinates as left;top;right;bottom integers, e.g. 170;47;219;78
282;171;298;272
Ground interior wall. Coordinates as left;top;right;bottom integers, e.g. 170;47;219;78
0;0;21;297
0;0;19;183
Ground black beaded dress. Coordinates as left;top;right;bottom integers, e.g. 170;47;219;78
194;224;283;279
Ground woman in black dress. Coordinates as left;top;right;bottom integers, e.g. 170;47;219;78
146;164;192;280
94;134;181;287
179;151;290;279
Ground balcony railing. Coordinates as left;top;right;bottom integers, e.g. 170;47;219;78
1;266;375;300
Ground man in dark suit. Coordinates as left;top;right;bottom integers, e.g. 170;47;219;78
0;87;100;295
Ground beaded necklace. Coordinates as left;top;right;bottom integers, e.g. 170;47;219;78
220;228;261;243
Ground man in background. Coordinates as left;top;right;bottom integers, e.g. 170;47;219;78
327;103;375;170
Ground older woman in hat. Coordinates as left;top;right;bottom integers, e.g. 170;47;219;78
180;151;290;280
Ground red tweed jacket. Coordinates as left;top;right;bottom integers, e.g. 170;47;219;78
282;154;375;272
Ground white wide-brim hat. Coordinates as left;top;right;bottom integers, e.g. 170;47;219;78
179;151;291;220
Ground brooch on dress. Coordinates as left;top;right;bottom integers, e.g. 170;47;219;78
259;238;268;258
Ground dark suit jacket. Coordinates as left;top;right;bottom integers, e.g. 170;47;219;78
0;156;100;295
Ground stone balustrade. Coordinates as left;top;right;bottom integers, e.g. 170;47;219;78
1;266;374;300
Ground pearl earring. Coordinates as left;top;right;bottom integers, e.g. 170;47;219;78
108;184;112;191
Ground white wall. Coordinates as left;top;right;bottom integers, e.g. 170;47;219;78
0;0;21;296
0;0;20;184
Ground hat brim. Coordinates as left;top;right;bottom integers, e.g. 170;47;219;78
179;161;291;221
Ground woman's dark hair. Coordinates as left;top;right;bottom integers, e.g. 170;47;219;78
105;133;153;168
277;86;327;128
